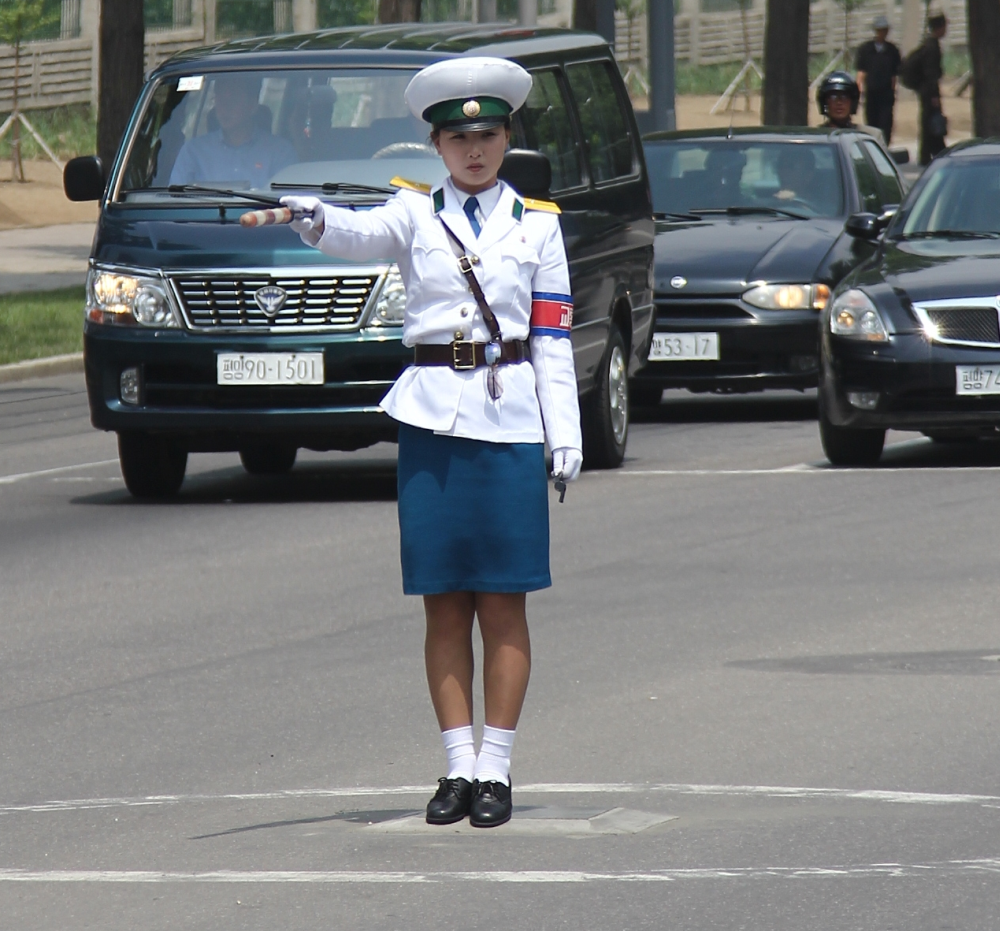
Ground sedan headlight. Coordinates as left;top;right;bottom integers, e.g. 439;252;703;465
743;282;831;311
829;289;889;342
87;269;179;327
368;266;406;326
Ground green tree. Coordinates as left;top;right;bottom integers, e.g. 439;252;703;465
833;0;868;52
0;0;59;181
318;0;377;26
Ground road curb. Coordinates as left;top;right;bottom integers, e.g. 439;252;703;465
0;353;84;384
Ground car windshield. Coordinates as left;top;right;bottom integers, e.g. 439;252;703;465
115;68;446;202
643;140;844;219
895;157;1000;238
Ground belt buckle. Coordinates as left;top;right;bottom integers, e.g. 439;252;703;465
451;339;476;370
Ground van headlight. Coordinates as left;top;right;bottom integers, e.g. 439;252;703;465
743;282;831;311
87;269;179;327
829;289;889;341
368;266;406;326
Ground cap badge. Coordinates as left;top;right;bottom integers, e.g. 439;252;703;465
462;99;481;118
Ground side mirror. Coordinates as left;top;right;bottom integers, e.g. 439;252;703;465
889;147;910;165
845;211;880;240
63;155;105;202
498;149;552;200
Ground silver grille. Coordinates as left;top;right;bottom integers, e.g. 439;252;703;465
914;298;1000;347
171;270;381;330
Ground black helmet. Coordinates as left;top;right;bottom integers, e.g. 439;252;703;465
817;71;860;116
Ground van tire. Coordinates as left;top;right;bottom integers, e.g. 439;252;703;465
239;444;297;475
118;432;187;499
581;323;629;469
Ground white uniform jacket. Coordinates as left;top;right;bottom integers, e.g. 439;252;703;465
308;179;582;451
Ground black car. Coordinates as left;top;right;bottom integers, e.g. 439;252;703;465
64;23;653;497
629;127;906;405
820;139;1000;465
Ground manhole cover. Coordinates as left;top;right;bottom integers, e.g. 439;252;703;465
729;649;1000;676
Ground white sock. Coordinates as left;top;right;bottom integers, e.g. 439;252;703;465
474;725;515;785
441;725;476;782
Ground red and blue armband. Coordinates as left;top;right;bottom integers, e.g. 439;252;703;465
530;292;573;338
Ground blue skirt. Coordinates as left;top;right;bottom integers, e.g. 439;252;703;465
396;424;551;595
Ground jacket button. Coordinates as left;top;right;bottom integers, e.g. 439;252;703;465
454;330;464;340
460;307;469;317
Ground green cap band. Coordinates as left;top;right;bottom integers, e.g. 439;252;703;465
424;96;511;127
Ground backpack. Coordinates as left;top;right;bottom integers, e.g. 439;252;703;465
899;45;925;91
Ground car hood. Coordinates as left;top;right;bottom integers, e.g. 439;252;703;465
653;216;843;296
879;239;1000;302
92;205;387;270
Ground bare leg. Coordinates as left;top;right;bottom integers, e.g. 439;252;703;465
476;592;531;730
424;592;476;730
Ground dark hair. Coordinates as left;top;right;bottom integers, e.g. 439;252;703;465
430;117;511;141
928;12;946;29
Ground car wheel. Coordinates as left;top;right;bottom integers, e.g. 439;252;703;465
239;444;298;475
117;432;187;499
629;382;663;408
818;407;885;466
582;324;629;469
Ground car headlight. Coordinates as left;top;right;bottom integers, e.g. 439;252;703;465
829;288;889;342
87;269;179;327
368;266;406;326
743;282;830;311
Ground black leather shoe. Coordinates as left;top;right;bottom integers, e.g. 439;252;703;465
469;778;512;828
426;777;473;825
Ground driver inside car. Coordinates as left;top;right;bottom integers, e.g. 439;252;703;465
169;73;298;188
773;146;818;210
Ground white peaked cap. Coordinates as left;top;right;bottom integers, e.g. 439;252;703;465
404;56;533;124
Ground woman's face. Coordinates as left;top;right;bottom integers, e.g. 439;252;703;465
433;125;510;194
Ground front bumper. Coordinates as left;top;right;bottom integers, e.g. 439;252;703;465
84;322;410;451
630;298;821;392
822;330;1000;431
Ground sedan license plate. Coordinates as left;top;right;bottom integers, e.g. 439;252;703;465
648;332;720;362
956;365;1000;395
217;352;324;386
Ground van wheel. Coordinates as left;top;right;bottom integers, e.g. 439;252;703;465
582;324;629;469
239;444;297;475
118;432;187;499
819;407;885;466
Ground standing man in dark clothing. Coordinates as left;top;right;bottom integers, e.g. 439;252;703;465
917;12;948;165
856;14;901;144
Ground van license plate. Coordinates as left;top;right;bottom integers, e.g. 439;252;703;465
956;365;1000;395
217;352;324;386
648;332;720;361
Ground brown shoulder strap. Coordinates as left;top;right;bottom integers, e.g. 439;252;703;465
437;217;503;344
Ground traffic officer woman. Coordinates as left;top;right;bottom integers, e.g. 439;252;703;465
281;57;582;829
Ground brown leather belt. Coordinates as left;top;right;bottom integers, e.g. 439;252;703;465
413;339;530;371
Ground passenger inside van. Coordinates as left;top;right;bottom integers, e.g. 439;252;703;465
169;73;297;187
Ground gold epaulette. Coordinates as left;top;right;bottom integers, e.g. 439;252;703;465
389;176;432;194
523;197;561;214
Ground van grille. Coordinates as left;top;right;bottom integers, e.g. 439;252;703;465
924;306;1000;345
171;272;380;329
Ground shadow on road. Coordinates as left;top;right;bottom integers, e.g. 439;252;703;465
71;458;398;506
632;390;818;425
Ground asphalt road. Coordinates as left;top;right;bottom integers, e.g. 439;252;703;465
2;374;1000;930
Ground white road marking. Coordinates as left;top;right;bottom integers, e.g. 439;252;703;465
0;861;999;883
3;782;998;815
617;466;1000;475
0;459;118;486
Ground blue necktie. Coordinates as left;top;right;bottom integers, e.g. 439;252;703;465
463;196;481;238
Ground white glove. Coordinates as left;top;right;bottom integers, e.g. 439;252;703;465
279;195;325;241
551;447;583;482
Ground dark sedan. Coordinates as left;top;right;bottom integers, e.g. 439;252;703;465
630;127;906;405
821;140;1000;464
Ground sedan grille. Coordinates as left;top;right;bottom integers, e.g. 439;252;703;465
924;306;1000;345
171;272;380;329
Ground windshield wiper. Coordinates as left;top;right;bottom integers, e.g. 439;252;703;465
163;184;283;206
270;181;395;196
654;211;703;221
691;206;808;220
900;229;1000;240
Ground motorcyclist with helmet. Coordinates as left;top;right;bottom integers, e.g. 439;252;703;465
817;71;885;142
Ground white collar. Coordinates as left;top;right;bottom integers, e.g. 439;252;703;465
445;177;502;220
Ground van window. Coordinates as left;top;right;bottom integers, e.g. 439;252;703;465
516;69;583;191
565;60;635;183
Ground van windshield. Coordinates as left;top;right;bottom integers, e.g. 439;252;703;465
116;68;446;202
643;140;844;219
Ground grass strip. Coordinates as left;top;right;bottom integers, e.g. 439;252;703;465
0;287;85;366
